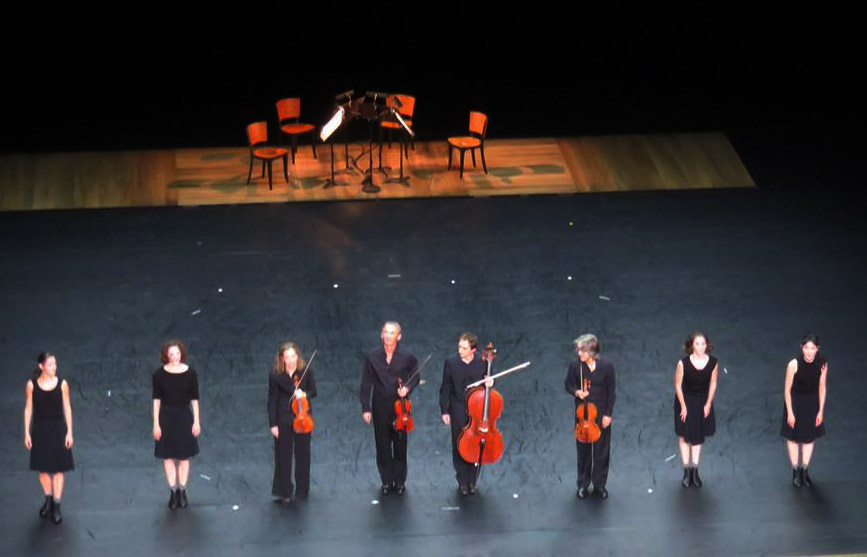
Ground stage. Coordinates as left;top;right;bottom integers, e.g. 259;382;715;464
1;186;865;556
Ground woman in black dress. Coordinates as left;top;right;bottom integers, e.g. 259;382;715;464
781;333;828;488
153;340;200;509
268;342;316;502
674;332;718;488
24;352;74;524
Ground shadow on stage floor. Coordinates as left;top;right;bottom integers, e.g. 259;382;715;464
1;188;865;555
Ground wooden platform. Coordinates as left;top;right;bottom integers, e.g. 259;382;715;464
0;133;754;212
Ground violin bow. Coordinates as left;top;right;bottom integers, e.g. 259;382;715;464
289;349;317;404
465;361;531;389
402;353;433;391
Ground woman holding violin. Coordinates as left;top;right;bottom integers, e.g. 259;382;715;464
439;333;488;495
268;342;317;502
674;332;718;488
564;334;616;500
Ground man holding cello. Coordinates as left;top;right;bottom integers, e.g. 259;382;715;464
360;321;418;496
565;334;616;500
439;333;488;496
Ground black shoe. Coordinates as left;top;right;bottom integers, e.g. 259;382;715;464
177;489;188;509
576;486;588;499
459;485;469;496
692;468;703;489
395;484;406;495
50;502;62;525
39;496;53;519
381;484;391;496
468;483;476;495
802;468;813;488
792;468;803;488
681;468;692;488
168;489;178;510
596;487;609;499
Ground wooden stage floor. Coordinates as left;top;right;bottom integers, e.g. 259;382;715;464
0;133;754;212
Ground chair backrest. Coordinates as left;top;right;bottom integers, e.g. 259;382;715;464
388;94;415;118
247;122;269;148
276;98;302;123
469;111;488;138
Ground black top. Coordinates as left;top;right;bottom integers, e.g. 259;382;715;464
792;354;826;394
267;368;318;427
31;377;65;421
360;345;419;412
152;367;200;407
439;353;488;416
564;357;616;417
680;355;718;397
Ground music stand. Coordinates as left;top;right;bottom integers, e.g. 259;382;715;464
383;104;415;187
358;92;388;193
320;105;346;189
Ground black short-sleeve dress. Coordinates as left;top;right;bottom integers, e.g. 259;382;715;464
780;355;826;443
153;367;200;460
674;355;717;445
29;377;75;473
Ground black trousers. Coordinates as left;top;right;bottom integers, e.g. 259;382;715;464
576;425;611;489
450;413;477;488
372;396;407;486
272;419;311;498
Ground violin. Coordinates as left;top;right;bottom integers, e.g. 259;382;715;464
392;354;432;434
458;343;505;465
574;371;601;444
289;350;316;434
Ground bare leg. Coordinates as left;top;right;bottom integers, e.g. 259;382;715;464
801;443;815;467
678;437;691;466
164;459;178;487
52;474;65;500
178;460;190;487
786;441;800;467
690;444;703;467
38;473;52;495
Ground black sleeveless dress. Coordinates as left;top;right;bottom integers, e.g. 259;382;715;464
674;355;717;445
780;355;826;443
29;377;75;473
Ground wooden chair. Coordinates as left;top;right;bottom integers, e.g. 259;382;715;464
447;111;488;179
275;98;317;164
246;122;289;190
380;94;416;158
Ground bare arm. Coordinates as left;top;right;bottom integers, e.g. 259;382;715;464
191;400;201;436
704;364;719;417
24;381;33;449
784;359;797;427
61;380;74;449
153;399;162;440
816;362;828;426
675;360;687;422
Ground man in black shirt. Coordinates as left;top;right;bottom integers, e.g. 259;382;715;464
360;321;418;495
439;332;488;495
564;334;616;500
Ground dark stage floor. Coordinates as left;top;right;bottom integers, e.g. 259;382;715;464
1;187;866;556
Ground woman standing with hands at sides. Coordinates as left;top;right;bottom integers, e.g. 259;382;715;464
268;342;317;503
781;333;827;488
24;352;74;524
153;340;200;510
674;332;718;488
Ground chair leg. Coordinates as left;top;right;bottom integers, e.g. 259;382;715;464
267;160;273;190
290;136;298;164
311;132;317;160
447;145;453;170
283;155;289;183
261;160;266;178
471;148;477;168
459;150;466;179
480;145;488;174
247;156;254;184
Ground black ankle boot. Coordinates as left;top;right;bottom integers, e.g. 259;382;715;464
50;501;62;525
792;467;803;488
801;467;813;488
681;467;692;488
177;488;188;508
692;467;703;489
168;489;178;510
39;496;53;519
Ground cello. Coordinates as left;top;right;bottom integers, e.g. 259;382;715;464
289;350;317;434
458;344;531;466
393;354;432;434
574;363;601;443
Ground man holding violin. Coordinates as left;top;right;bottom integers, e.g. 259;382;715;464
439;333;488;496
360;321;418;496
565;334;616;500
